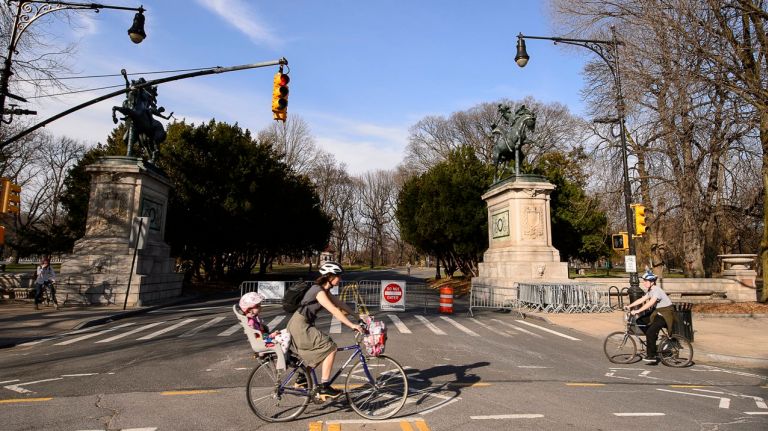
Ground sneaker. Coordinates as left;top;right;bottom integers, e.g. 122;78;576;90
642;355;659;364
317;383;342;400
34;304;40;310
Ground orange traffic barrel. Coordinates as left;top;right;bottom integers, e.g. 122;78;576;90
439;286;453;314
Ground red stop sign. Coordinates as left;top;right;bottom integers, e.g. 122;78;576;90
383;283;403;303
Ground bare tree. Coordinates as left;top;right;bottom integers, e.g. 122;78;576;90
257;115;319;176
356;170;398;268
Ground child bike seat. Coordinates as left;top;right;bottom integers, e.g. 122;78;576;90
232;304;287;370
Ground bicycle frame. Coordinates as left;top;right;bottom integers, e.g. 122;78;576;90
278;342;372;398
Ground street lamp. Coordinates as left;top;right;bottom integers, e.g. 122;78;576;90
0;1;147;127
514;26;643;301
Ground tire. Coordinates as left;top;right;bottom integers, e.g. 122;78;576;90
603;331;638;364
345;355;408;420
659;335;693;368
246;356;311;422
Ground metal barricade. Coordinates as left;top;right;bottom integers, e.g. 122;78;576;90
516;282;612;314
468;284;522;317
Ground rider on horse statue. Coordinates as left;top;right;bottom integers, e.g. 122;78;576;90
490;104;536;182
112;70;173;163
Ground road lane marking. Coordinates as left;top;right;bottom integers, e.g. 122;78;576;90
217;323;241;336
54;323;135;346
327;424;341;431
613;413;665;417
745;412;768;415
448;382;491;388
266;315;285;329
137;318;196;340
308;422;323;431
61;373;98;377
439;316;479;336
0;397;52;403
388;314;412;333
490;319;543;338
470;414;543;419
415;315;446;335
566;383;605;387
670;385;709;388
4;378;63;394
515;320;581;341
414;419;431;431
96;321;167;343
0;380;19;385
179;316;226;337
657;388;730;408
692;389;767;409
161;389;218;395
470;318;512;337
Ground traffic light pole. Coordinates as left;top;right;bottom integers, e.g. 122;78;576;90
515;26;642;300
0;58;288;149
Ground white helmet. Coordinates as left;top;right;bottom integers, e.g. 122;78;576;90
319;261;344;275
239;292;264;310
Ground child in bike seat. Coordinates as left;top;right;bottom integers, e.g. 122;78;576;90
239;292;291;353
623;270;675;364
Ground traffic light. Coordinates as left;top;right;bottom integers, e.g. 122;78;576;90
271;70;290;122
1;178;20;214
611;232;628;251
632;204;646;236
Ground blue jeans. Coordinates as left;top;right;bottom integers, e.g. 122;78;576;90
34;282;55;305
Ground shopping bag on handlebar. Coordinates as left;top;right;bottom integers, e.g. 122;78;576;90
361;315;387;357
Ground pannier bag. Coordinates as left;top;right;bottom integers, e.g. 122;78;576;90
361;315;387;357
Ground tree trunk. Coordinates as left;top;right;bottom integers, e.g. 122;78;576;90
760;110;768;302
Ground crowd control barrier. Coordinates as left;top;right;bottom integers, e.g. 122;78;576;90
468;284;521;317
469;282;613;316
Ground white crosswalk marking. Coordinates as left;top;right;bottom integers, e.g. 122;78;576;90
515;320;580;341
387;314;412;334
439;316;479;336
266;315;286;329
470;318;513;337
415;315;446;335
218;323;241;337
330;317;342;333
491;319;543;338
96;321;167;343
179;316;226;337
54;323;135;346
137;318;196;340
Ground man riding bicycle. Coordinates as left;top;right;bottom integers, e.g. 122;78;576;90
623;270;675;364
33;257;56;310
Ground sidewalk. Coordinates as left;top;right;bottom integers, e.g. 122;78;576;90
524;310;768;370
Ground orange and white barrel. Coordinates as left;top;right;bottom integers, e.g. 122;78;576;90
439;286;454;314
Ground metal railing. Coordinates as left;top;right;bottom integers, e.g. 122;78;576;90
468;284;522;317
517;282;613;313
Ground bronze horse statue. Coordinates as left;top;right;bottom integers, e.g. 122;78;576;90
112;70;172;163
491;104;536;181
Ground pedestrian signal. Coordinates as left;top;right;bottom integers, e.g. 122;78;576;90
0;178;20;214
632;204;647;236
272;71;289;122
611;232;628;251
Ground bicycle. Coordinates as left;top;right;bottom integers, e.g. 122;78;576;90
245;320;409;422
38;280;58;310
603;311;693;367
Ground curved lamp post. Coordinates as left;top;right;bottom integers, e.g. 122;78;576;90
0;1;146;127
514;26;643;300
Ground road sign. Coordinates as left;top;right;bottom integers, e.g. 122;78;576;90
625;255;637;273
381;280;405;311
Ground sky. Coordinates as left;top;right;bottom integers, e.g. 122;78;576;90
12;0;592;175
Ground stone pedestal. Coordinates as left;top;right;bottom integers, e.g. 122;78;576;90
718;254;758;301
472;176;569;290
59;156;183;306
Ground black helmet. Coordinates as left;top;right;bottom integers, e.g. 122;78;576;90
319;261;344;275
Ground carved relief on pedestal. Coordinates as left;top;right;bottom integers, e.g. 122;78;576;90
522;205;544;239
86;187;131;237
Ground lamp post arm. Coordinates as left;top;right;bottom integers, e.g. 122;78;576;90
0;58;288;149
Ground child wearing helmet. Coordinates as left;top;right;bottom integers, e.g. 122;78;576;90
623;270;675;364
286;261;363;399
239;292;291;352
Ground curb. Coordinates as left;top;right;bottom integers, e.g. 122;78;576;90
694;313;768;318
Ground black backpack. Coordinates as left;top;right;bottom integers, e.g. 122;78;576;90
282;281;317;313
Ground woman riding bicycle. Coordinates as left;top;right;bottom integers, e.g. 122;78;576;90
286;261;363;399
33;257;57;310
623;270;675;364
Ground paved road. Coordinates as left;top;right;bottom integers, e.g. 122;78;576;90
1;296;767;430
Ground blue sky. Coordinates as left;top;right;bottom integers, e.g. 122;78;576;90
21;0;590;174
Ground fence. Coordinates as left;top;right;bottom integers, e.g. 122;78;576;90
470;282;614;316
239;280;433;313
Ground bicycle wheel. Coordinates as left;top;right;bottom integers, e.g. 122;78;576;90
603;331;637;364
246;356;312;422
659;335;693;368
345;355;408;420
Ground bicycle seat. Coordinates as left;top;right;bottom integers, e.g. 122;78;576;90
232;304;287;370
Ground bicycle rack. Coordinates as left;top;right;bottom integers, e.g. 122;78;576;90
608;285;620;309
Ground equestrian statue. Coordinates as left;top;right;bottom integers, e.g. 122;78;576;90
112;69;173;163
490;104;536;182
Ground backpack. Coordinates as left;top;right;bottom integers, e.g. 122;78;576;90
281;281;317;313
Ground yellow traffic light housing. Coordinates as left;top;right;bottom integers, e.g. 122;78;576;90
0;178;20;214
611;232;628;251
632;203;646;237
271;70;290;122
